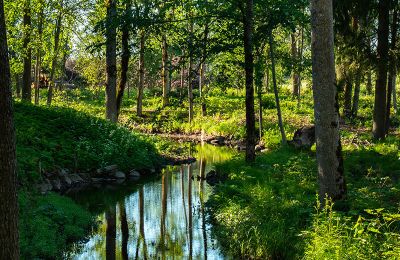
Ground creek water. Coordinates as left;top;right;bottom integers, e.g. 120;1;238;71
65;144;236;260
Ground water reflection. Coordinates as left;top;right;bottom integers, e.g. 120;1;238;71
68;144;235;260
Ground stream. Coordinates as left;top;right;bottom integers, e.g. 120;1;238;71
65;144;236;260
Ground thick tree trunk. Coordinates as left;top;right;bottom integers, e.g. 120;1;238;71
269;34;287;144
137;30;145;117
47;7;63;106
162;35;169;107
373;0;390;139
243;0;256;162
105;0;118;122
311;0;346;201
200;23;209;117
116;1;131;120
22;0;32;103
0;0;19;257
386;7;398;135
291;33;300;97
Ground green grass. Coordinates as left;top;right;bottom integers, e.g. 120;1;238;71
14;101;164;259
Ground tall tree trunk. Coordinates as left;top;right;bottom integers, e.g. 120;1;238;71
0;0;19;257
162;35;169;107
105;206;116;260
373;0;390;139
105;0;118;122
116;1;131;120
291;33;300;97
188;21;194;123
243;0;256;162
47;6;63;106
137;30;145;117
255;57;264;140
22;0;32;103
386;6;398;135
393;73;398;114
343;77;353;118
15;74;21;98
352;70;362;117
366;71;373;94
269;33;287;144
34;3;44;105
311;0;346;201
200;22;209;117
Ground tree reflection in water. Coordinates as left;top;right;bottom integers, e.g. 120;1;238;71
68;144;235;259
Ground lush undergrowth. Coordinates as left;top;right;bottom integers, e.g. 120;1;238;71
15;101;163;259
207;138;400;259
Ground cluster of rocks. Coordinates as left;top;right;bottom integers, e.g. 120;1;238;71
36;165;153;194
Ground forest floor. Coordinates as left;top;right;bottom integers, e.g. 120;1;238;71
28;86;400;259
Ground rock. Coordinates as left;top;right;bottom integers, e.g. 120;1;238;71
58;168;69;176
69;174;84;184
255;144;265;152
96;165;118;176
50;178;62;191
37;179;52;194
114;171;126;179
206;170;226;186
210;136;225;146
78;172;91;181
60;175;72;186
236;144;247;151
129;170;141;179
91;178;104;184
288;125;315;149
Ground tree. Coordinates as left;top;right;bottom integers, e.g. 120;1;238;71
243;0;256;163
373;0;390;139
105;0;118;122
116;0;132;120
0;0;19;257
22;0;32;102
311;0;346;201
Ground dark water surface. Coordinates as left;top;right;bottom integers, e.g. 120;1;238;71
66;144;236;260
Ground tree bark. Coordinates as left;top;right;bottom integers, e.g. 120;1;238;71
162;35;169;107
373;0;390;139
269;33;287;144
137;30;145;117
15;74;21;98
47;6;63;106
34;3;44;105
243;0;256;162
311;0;346;201
116;1;131;120
343;76;353;118
22;0;32;103
352;70;362;117
105;0;118;122
188;21;194;123
393;73;398;114
0;0;19;257
291;33;300;97
366;71;373;94
386;6;398;135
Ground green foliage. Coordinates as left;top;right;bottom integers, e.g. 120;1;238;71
303;198;400;260
19;191;94;259
15;102;162;184
207;147;317;259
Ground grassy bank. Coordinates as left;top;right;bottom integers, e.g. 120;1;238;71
15;102;163;259
207;139;400;259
